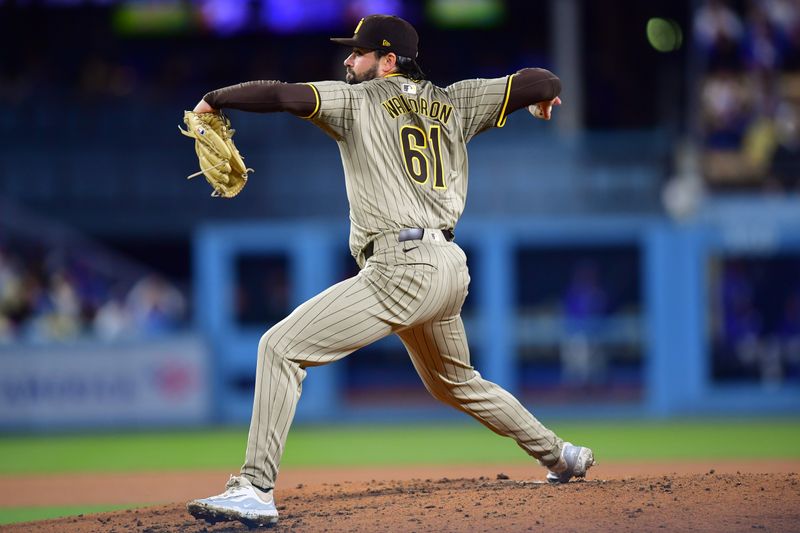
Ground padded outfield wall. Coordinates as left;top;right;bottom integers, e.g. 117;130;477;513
2;202;799;430
194;199;800;424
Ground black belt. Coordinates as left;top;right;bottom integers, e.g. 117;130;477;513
362;228;454;261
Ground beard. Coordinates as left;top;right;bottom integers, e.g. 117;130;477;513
346;64;379;85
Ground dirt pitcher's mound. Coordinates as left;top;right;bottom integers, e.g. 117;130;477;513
6;472;800;532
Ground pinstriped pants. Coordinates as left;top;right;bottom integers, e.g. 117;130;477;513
240;230;564;491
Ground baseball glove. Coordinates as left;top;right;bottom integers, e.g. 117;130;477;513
179;111;253;198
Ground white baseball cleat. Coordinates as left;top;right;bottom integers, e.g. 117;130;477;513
187;474;279;528
546;442;596;483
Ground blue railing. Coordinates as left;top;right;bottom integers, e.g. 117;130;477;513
0;103;668;236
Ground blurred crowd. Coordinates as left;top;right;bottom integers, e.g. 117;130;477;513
0;3;543;107
715;258;800;383
0;241;187;344
696;0;800;191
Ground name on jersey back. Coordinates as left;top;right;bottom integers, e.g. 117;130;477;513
381;94;453;125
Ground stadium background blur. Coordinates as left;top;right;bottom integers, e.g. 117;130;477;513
0;0;798;433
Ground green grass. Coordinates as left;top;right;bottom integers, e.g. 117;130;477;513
0;420;798;525
0;419;799;475
0;428;247;474
0;504;132;525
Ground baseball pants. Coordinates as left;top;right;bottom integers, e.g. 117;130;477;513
240;229;564;491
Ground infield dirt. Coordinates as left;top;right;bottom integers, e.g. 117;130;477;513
2;462;799;532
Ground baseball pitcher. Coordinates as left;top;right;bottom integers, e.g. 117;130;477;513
186;15;594;528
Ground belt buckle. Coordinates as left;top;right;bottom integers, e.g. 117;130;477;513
398;228;424;242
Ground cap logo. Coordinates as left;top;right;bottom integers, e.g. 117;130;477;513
354;18;364;34
382;39;391;47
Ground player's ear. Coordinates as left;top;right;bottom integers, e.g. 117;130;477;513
381;52;398;74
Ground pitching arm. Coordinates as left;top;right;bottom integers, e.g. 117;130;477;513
505;68;562;120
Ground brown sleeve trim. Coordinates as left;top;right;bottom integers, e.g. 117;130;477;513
496;74;515;128
203;81;317;117
302;83;321;120
505;68;562;116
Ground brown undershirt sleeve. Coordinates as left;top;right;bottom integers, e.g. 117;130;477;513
505;68;562;114
203;81;318;118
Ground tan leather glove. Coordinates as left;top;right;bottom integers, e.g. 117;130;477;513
179;111;253;198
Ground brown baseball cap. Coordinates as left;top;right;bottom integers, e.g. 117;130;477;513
330;15;418;58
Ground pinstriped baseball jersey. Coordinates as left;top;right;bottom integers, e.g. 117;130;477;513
306;74;513;259
236;71;567;495
189;16;589;520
